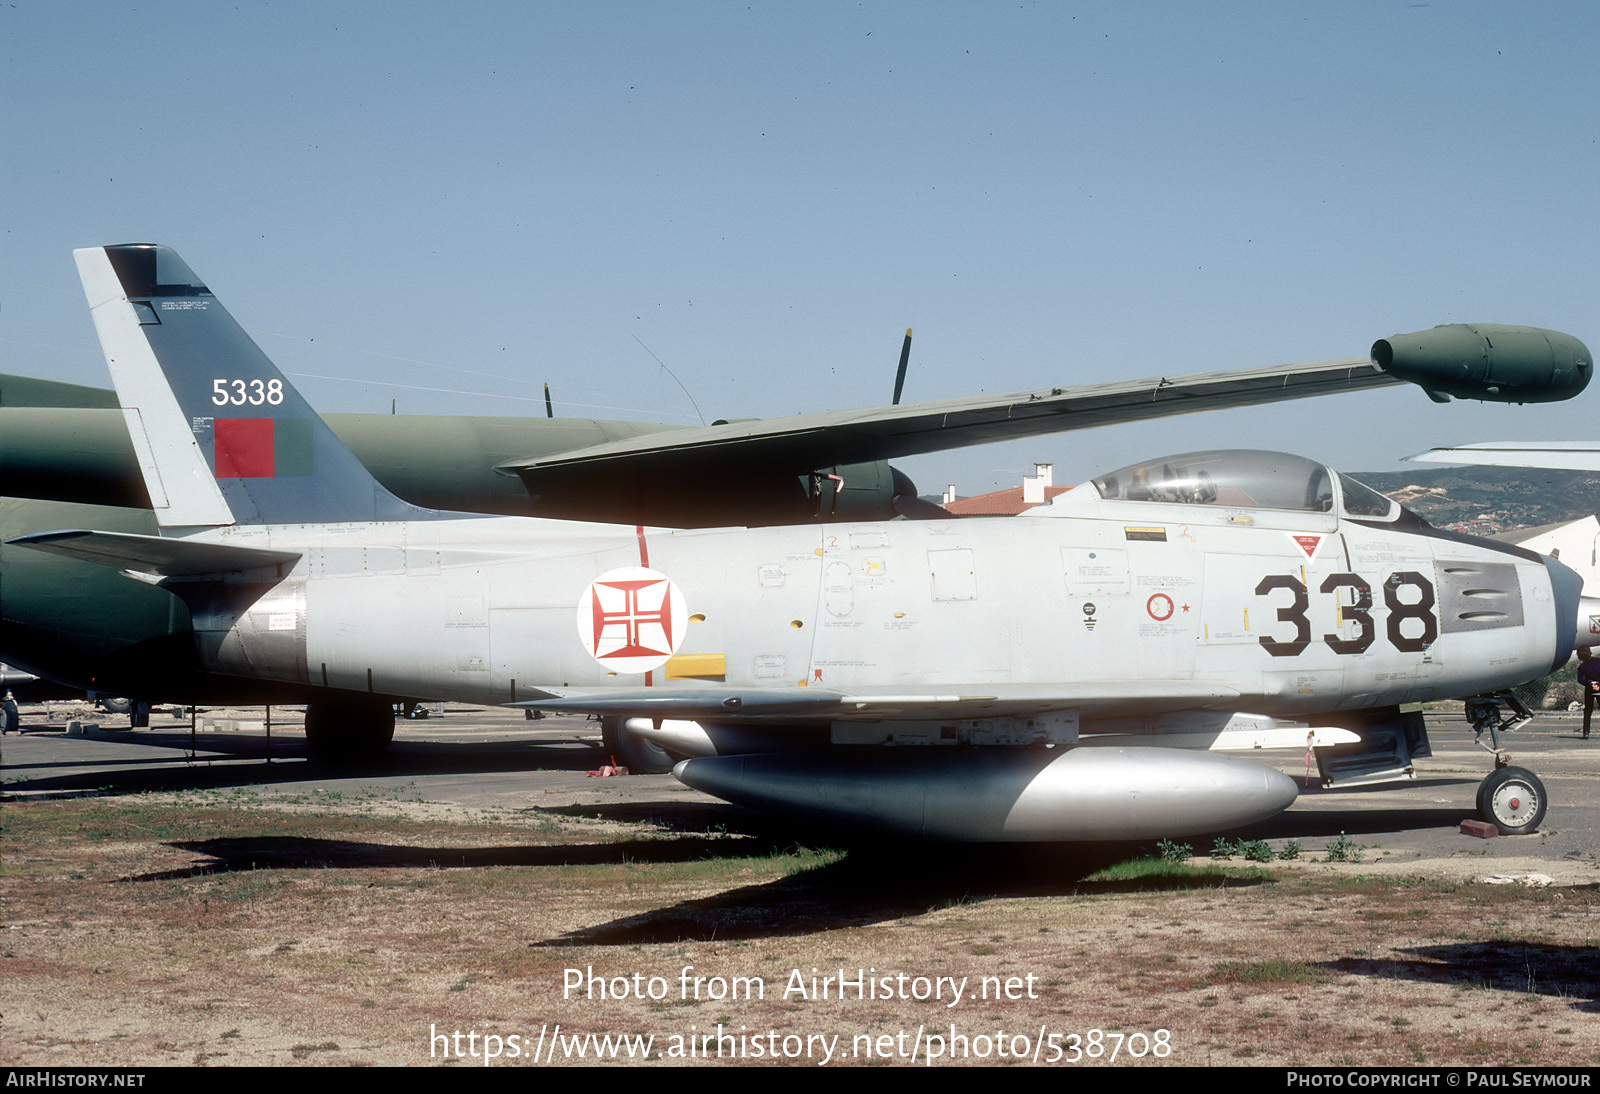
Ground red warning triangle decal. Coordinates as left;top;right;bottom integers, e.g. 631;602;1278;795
1288;534;1324;560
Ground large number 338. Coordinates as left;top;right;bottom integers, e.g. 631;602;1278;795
1254;571;1437;658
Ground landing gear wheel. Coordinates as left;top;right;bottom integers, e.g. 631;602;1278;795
305;695;396;763
1476;766;1547;835
600;715;674;774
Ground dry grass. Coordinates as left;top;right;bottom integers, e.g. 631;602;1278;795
3;795;1598;1067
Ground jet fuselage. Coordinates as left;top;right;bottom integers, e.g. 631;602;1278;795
149;451;1575;720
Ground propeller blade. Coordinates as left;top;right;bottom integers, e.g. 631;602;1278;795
891;328;912;405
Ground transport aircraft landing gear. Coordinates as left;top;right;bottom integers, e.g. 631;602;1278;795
1463;691;1547;834
305;694;395;763
601;715;675;774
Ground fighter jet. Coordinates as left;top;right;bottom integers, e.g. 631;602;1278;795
4;244;1595;842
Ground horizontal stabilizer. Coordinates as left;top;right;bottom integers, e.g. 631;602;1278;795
6;529;301;577
0;373;121;409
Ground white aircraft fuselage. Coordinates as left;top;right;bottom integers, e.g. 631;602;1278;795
198;454;1570;719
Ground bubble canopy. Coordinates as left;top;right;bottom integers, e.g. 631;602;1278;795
1089;449;1397;519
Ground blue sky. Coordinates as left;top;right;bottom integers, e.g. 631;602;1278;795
5;1;1598;496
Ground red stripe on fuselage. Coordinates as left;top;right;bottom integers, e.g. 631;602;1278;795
636;525;653;686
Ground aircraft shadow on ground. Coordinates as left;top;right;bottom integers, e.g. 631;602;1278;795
119;831;1275;943
560;798;1480;844
112;801;1504;945
1319;943;1600;1011
2;733;609;795
127;833;804;882
1233;806;1477;840
532;800;766;832
529;844;1276;947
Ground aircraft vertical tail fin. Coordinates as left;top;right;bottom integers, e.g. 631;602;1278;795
73;244;433;529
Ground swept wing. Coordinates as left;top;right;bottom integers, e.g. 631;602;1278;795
521;681;1251;720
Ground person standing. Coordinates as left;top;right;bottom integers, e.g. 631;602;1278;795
1578;648;1600;740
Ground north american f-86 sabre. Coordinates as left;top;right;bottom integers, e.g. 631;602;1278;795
7;244;1595;841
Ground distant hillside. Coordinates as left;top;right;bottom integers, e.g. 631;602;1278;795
1352;465;1600;535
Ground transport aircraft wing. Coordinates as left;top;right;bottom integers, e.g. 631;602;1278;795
497;321;1591;495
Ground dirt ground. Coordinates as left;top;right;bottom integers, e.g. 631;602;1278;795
3;790;1597;1068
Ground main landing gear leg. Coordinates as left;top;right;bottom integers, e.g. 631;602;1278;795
600;716;675;775
305;695;396;763
1463;691;1547;835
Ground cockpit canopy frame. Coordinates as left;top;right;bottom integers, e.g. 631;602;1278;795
1090;449;1397;521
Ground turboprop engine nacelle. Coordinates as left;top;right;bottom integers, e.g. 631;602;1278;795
1371;324;1592;403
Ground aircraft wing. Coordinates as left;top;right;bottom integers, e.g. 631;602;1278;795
2;321;1583;526
1408;441;1600;472
522;681;1251;720
498;321;1589;486
0;360;1400;524
499;357;1394;482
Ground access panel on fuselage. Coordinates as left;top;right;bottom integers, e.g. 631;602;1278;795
1059;518;1202;682
805;524;1017;687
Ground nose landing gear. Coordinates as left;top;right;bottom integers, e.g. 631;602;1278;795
1464;692;1548;835
1475;765;1547;836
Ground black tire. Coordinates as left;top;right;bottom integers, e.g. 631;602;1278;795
98;697;132;715
305;695;396;763
1;703;17;735
600;715;675;774
1476;766;1547;835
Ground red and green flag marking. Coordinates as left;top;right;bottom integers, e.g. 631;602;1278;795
213;418;314;479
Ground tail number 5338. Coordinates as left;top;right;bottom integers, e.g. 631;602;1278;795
1254;572;1436;657
212;378;284;406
